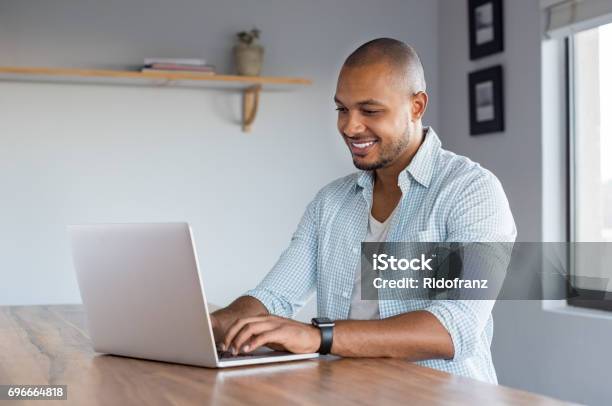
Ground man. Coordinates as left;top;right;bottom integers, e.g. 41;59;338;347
211;38;516;383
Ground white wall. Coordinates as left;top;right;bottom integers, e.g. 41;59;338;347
438;0;612;405
0;0;439;308
4;0;612;403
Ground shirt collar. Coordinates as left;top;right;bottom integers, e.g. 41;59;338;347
356;126;441;191
405;126;440;188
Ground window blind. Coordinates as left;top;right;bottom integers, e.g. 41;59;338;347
542;0;612;37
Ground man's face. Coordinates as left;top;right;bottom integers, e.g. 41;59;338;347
334;63;415;171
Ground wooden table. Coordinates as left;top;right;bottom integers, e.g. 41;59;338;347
0;305;570;405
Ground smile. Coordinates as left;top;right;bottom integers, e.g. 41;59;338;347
348;139;378;156
351;141;376;149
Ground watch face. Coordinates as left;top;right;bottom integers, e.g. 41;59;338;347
313;317;334;327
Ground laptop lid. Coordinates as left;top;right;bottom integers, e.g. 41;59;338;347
68;223;219;367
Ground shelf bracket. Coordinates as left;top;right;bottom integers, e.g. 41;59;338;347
242;84;261;132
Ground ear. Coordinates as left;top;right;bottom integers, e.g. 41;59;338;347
411;91;428;121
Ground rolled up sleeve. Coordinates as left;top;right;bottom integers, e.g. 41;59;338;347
425;171;516;361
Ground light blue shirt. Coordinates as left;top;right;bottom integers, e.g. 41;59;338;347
244;127;516;383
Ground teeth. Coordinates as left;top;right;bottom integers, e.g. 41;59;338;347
352;141;375;148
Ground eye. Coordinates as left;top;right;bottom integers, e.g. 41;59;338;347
362;110;380;115
335;107;347;113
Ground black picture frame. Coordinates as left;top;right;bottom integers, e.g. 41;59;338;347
468;65;504;135
468;0;504;60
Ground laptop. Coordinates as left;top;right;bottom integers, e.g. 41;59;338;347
68;222;319;368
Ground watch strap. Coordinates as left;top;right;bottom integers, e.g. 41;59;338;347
317;324;334;355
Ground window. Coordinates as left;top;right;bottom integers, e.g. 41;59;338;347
567;21;612;310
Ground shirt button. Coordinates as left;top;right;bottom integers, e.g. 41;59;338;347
342;292;350;299
352;247;359;254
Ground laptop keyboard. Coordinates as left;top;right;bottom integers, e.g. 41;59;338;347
217;350;255;359
217;349;289;360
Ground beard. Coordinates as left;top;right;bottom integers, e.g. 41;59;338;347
351;127;412;171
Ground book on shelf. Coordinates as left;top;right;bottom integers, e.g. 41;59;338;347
143;57;207;66
143;63;215;72
140;68;215;75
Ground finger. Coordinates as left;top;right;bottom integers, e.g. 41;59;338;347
245;340;284;352
245;328;287;353
231;321;278;353
223;316;271;352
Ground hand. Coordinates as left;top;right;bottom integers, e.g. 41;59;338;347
210;314;225;345
222;315;321;355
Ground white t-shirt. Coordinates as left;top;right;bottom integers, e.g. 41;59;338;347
347;205;398;320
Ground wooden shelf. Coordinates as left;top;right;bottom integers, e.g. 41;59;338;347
0;66;312;132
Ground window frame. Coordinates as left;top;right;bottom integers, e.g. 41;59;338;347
565;32;612;311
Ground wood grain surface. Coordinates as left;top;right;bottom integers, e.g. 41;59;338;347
0;305;572;406
0;66;312;85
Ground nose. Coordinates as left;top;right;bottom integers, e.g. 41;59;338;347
341;111;366;137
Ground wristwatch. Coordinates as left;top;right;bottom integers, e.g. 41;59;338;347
311;317;335;355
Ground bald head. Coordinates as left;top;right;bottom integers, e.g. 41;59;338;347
343;38;426;94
